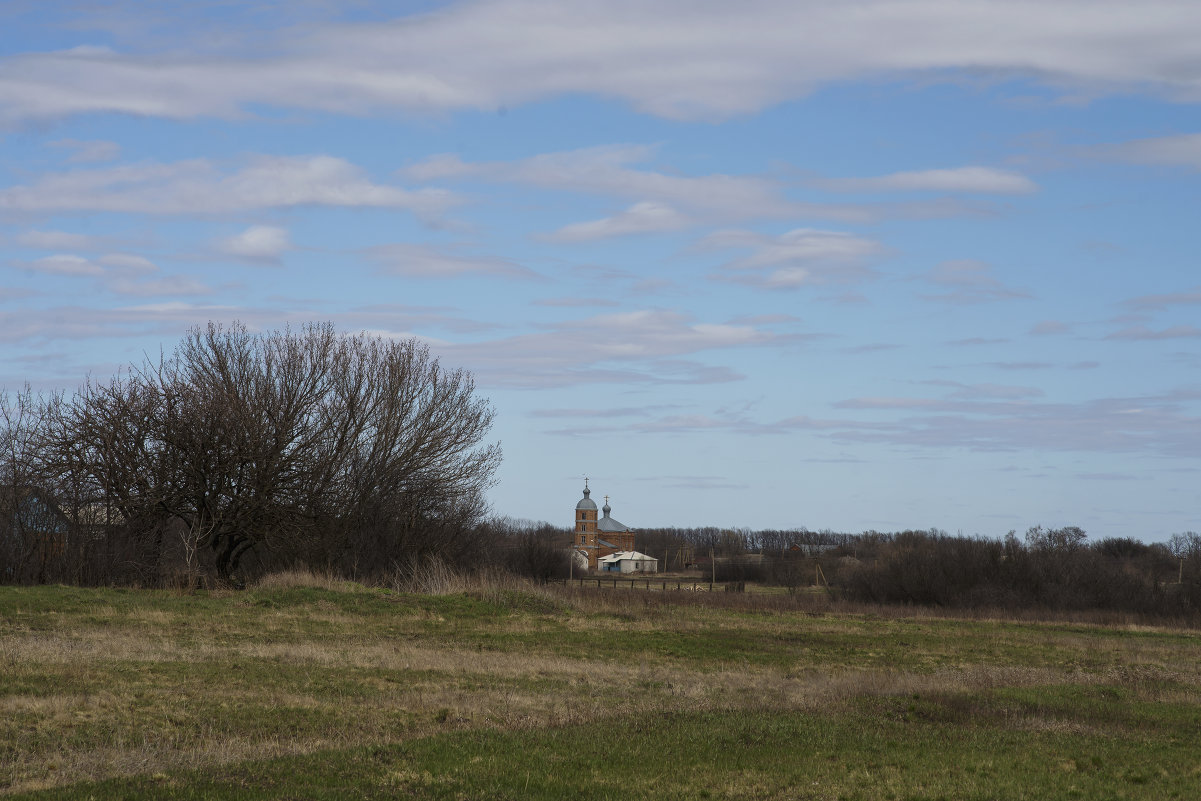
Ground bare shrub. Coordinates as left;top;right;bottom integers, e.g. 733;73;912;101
478;517;572;583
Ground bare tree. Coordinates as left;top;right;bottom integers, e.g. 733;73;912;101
40;322;500;583
1;386;54;582
1025;525;1088;552
1168;532;1201;584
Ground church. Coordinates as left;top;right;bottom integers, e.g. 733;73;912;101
572;479;636;570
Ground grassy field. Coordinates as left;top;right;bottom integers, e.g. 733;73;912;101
2;574;1200;799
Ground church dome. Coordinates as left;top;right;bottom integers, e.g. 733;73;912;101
576;483;597;511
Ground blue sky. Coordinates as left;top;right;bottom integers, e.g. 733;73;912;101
1;1;1199;540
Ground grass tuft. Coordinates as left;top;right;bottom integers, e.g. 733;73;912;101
251;568;367;594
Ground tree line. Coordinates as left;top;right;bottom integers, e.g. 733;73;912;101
465;520;1201;620
1;322;500;587
630;524;1201;616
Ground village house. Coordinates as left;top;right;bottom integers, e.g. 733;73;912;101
598;550;659;573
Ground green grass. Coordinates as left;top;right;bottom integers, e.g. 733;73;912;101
17;703;1201;800
3;581;1201;798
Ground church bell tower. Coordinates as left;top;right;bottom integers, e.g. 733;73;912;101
574;478;599;566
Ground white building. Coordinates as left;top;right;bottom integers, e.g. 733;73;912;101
597;550;659;574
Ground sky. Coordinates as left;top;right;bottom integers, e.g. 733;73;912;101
1;1;1199;541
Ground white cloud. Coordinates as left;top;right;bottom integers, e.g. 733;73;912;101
95;253;211;296
1095;132;1201;169
990;361;1055;370
564;409;855;438
546;201;692;241
48;138;121;163
15;229;112;251
343;304;500;335
922;379;1045;400
98;253;157;274
823;391;1201;457
534;405;676;419
407;146;814;222
108;276;211;297
217;225;292;264
1107;325;1201;340
10;248;209;296
367;243;537;279
842;343;903;354
701;227;883;288
1075;472;1139;481
817;167;1037;194
0;302;493;346
406;146;994;227
727;313;803;325
1030;320;1071;335
14;252;155;279
0;286;35;303
441;309;778;387
1124;286;1201;310
947;337;1010;346
836;397;943;410
18;254;105;276
921;260;1032;304
6;303;499;347
3;2;1201;124
0;302;249;344
0;156;455;217
533;297;620;308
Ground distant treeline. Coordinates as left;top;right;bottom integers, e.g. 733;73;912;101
634;524;1201;617
470;520;1201;620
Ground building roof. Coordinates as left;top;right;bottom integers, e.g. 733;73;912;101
598;551;658;564
597;516;628;532
597;496;630;532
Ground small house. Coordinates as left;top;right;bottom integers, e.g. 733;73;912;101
598;550;659;574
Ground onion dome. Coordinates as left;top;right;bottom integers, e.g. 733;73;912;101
576;481;597;511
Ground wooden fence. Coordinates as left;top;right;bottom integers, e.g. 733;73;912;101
553;577;729;592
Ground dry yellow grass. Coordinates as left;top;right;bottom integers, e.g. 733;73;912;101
3;573;1200;795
